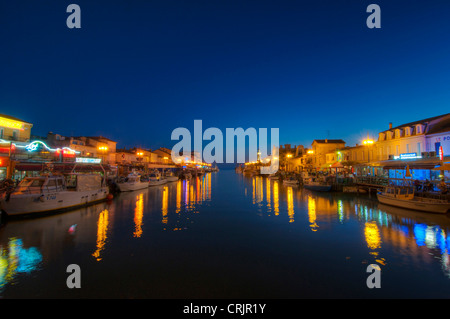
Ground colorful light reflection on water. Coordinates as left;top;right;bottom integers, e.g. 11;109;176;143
0;171;449;298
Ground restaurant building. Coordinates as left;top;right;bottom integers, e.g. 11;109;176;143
0;114;34;179
355;113;450;184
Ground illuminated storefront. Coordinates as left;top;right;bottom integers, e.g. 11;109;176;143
355;153;449;188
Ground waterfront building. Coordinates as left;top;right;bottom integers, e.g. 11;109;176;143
280;144;305;172
0;114;34;179
310;139;346;170
84;136;117;164
347;113;450;185
299;149;315;172
116;148;158;173
153;147;174;165
46;133;117;164
374;114;447;161
47;133;97;160
0;114;33;143
320;113;450;181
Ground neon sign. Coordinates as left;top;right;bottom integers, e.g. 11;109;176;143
15;140;80;155
439;146;444;161
393;153;422;160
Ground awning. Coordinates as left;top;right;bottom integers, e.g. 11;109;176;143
432;163;450;171
382;162;437;170
331;162;344;168
357;158;441;170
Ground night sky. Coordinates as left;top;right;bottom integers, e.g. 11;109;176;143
1;0;450;151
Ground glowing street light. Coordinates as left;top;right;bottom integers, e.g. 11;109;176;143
362;138;374;164
362;139;374;145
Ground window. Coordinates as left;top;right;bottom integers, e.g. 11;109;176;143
47;179;57;188
386;131;392;140
416;125;423;134
417;143;421;155
12;130;19;140
406;144;409;153
0;128;3;139
31;179;45;187
396;145;399;155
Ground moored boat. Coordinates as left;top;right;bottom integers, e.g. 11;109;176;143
117;172;148;192
0;173;109;216
164;170;179;182
376;186;450;214
148;170;167;186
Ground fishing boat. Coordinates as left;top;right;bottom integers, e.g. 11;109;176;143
376;186;450;214
303;181;332;192
0;173;109;216
148;170;167;186
164;170;179;182
117;172;148;192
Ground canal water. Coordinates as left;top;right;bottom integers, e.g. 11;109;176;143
0;170;449;298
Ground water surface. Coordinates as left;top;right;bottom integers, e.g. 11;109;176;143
1;170;449;298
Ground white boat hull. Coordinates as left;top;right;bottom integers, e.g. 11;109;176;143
165;176;179;182
377;193;450;214
118;182;148;192
1;187;110;216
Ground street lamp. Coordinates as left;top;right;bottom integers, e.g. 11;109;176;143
362;139;374;176
98;146;108;163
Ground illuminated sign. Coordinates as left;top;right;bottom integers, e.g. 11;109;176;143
15;140;80;155
439;146;444;161
0;117;25;130
76;157;102;164
393;153;422;160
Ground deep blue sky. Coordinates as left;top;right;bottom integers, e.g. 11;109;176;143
1;0;449;150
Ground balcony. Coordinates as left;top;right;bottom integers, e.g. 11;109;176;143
0;135;30;143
